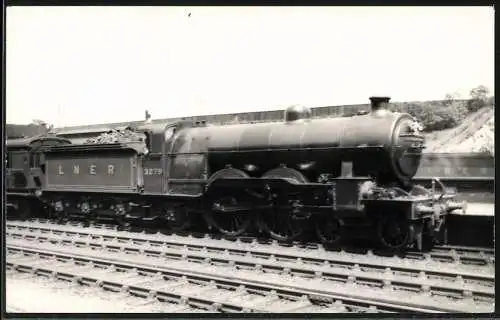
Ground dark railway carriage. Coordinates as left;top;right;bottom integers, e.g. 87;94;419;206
38;97;465;251
6;135;71;219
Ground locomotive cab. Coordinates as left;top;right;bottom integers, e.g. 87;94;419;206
133;120;208;195
134;123;171;194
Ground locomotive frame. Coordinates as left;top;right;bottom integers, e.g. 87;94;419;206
6;97;467;251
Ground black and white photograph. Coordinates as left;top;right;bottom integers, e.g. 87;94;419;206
4;5;494;314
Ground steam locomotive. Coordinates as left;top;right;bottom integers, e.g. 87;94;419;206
6;97;466;251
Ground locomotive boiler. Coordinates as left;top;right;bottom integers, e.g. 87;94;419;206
194;97;424;187
30;97;465;251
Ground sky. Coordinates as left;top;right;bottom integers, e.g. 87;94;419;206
6;6;494;127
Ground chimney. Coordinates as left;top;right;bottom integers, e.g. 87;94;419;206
369;97;391;112
145;110;152;124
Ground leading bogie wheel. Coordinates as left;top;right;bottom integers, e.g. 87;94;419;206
376;214;412;252
315;214;342;246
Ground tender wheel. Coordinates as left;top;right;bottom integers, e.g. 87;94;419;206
53;201;69;224
56;211;68;224
315;215;342;246
165;207;191;232
258;167;308;242
17;202;30;221
111;203;129;230
6;202;29;221
86;212;98;226
6;205;16;220
207;196;253;236
376;214;412;251
115;214;129;230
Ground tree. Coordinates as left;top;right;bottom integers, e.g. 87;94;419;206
468;85;491;112
444;92;461;106
470;85;490;100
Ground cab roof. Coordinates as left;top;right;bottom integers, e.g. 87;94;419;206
6;135;71;149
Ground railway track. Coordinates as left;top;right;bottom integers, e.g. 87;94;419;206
6;224;495;313
8;219;495;268
6;240;493;313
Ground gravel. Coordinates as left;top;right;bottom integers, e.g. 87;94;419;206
6;271;205;313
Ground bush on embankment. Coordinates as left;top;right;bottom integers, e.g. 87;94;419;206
390;100;470;132
390;85;494;133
